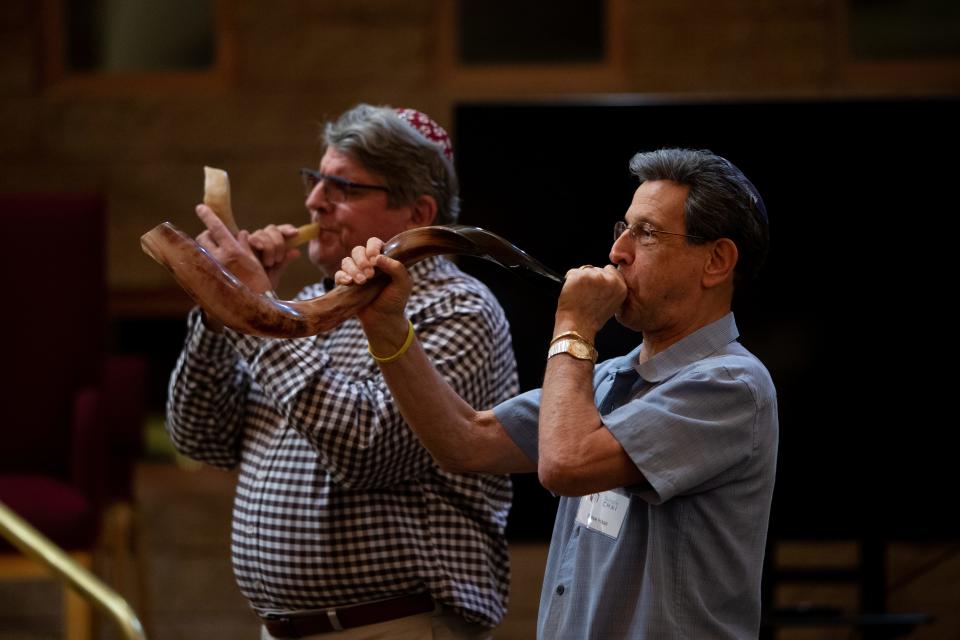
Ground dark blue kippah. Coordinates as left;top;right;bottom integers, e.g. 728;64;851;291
718;156;768;224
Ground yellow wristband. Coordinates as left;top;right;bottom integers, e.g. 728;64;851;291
368;319;415;364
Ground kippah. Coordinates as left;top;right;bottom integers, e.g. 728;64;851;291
718;156;768;223
394;108;454;162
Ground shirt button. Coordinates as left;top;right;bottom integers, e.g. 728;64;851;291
556;585;565;596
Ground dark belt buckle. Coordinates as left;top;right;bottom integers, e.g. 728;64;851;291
262;610;344;637
261;613;301;638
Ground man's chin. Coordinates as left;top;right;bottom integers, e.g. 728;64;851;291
614;308;641;332
308;242;345;276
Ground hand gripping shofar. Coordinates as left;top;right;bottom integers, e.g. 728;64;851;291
140;223;563;338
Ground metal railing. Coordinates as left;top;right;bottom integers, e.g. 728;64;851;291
0;501;147;639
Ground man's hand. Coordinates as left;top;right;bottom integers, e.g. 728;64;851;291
335;238;413;353
555;265;627;341
247;223;302;291
195;205;274;295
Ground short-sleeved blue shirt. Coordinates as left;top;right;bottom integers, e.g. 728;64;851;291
494;313;778;639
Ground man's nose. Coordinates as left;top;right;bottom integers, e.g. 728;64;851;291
609;236;631;266
306;186;332;212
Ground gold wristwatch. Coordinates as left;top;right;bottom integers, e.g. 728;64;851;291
547;332;597;363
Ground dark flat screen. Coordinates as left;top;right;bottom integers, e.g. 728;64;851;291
453;97;959;541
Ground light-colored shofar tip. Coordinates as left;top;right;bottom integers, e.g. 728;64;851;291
203;166;239;234
286;222;320;248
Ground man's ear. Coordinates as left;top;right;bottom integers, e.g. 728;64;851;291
702;238;738;288
407;195;438;229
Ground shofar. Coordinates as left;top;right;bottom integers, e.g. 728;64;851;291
203;166;318;248
140;222;562;338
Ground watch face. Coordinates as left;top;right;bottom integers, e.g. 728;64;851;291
570;340;590;359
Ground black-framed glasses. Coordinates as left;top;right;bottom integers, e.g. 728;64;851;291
299;168;390;204
614;220;706;246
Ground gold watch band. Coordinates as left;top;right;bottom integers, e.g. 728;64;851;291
547;337;597;363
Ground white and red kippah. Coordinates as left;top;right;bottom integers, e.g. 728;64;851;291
394;108;454;162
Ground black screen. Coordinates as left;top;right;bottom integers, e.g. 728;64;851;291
453;97;959;541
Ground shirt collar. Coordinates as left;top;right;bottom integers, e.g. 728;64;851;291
609;312;740;382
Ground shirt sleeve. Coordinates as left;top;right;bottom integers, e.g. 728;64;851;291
604;360;763;505
493;388;542;463
226;287;515;490
165;308;249;469
492;355;628;464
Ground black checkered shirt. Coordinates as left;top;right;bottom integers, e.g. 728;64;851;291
166;256;519;628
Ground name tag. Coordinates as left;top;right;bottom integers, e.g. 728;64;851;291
575;488;629;539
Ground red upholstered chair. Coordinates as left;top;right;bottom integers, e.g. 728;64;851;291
0;194;147;640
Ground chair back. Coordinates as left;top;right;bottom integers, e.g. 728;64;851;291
0;193;106;478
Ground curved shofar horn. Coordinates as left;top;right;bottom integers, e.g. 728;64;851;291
140;223;563;339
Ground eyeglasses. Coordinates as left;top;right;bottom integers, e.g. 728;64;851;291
300;168;390;204
614;220;706;246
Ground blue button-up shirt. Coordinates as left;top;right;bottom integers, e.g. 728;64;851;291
495;313;778;639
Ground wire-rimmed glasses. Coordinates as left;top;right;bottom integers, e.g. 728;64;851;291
613;220;706;246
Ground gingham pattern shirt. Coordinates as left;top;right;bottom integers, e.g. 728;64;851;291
166;256;518;628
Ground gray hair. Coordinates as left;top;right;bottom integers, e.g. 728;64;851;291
323;104;459;224
628;148;769;283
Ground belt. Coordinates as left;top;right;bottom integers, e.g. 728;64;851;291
261;593;437;638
